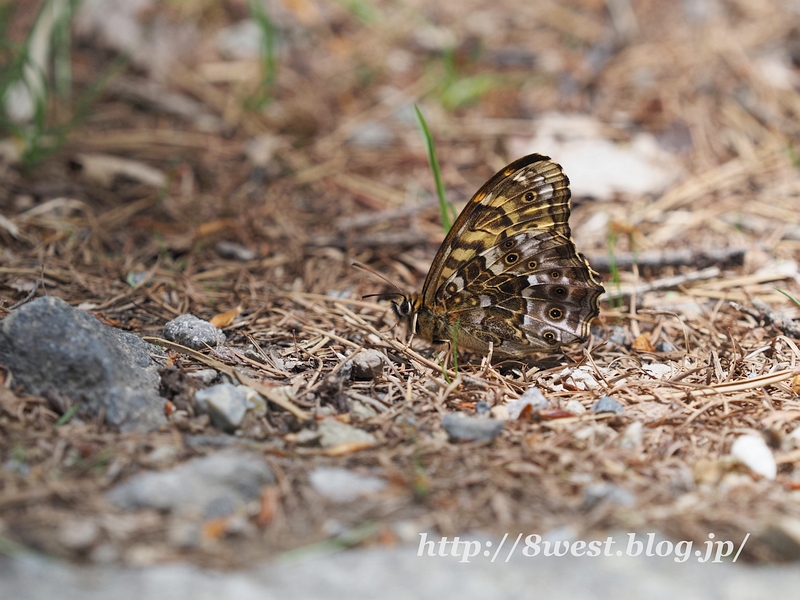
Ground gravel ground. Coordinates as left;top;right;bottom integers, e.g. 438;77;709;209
3;543;800;600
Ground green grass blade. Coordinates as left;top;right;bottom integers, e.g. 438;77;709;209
775;287;800;308
413;104;455;232
247;0;278;109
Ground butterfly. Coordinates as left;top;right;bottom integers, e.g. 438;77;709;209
392;154;604;358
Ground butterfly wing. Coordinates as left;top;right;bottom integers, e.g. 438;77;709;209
420;154;603;355
420;154;571;304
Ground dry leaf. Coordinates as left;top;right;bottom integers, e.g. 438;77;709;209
210;306;241;328
632;332;656;352
791;374;800;395
194;219;239;239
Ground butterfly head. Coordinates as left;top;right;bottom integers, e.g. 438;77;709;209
391;294;422;332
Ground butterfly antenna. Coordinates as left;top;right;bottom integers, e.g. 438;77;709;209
352;261;406;299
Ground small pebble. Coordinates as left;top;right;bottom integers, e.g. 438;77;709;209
656;340;675;352
565;399;586;415
186;368;218;385
317;418;377;449
195;384;248;432
617;421;643;449
237;385;267;416
58;518;100;551
490;405;510;421
107;451;274;517
731;434;777;480
441;412;504;443
608;326;627;347
294;428;322;446
563;367;601;391
163;314;226;350
592;396;624;414
309;467;386;502
349;349;386;380
475;401;491;415
423;378;440;392
350;400;378;421
507;388;549;419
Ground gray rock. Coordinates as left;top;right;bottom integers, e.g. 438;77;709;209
308;467;386;502
608;326;627;347
592;396;625;414
107;451;274;518
475;401;491;415
350;400;378;421
0;296;166;431
294;428;322;446
186;368;218;384
441;412;504;443
195;384;248;432
349;349;386;380
656;340;675;352
317;418;376;449
163;314;225;350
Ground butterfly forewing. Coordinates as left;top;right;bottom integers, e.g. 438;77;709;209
420;154;572;307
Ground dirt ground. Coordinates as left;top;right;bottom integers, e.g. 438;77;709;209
2;0;800;569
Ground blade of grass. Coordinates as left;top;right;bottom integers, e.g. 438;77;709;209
55;403;80;426
246;0;278;109
413;104;456;232
775;287;800;308
606;231;623;310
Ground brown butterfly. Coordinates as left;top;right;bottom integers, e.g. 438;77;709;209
392;154;604;358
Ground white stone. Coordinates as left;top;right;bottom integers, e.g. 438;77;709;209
510;112;682;200
565;400;586;415
642;364;673;379
617;422;643;450
507;388;549;419
490;405;510;420
731;434;777;480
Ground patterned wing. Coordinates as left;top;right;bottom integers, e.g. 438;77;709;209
436;229;604;354
420;154;571;307
419;154;603;355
